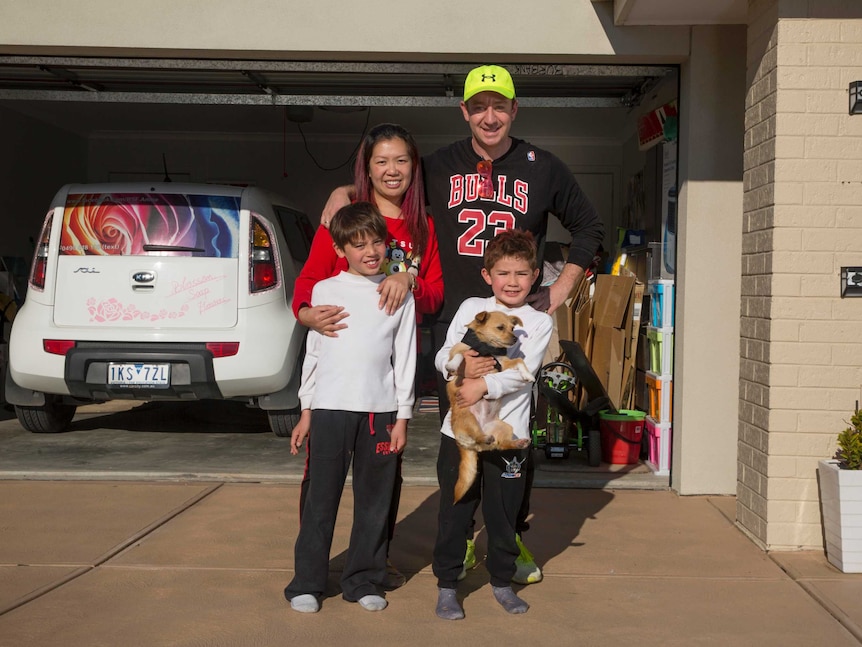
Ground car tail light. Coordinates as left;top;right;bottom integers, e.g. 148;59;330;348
29;213;53;291
206;342;239;358
250;217;278;293
43;339;76;355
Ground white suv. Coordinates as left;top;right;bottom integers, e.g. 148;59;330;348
6;183;312;435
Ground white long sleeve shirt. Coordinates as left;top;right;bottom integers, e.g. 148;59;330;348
435;296;553;440
299;272;416;419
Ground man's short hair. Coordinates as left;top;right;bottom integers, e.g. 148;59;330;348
484;229;538;271
329;201;388;250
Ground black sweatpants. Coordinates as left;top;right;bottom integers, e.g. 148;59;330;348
284;409;398;602
300;438;403;547
433;320;534;535
432;434;528;589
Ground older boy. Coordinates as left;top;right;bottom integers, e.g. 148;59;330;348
285;202;416;614
433;229;552;620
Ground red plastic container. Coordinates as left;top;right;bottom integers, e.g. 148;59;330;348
599;410;646;465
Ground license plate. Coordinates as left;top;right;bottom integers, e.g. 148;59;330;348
108;363;170;388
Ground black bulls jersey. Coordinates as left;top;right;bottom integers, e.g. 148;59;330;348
423;137;604;321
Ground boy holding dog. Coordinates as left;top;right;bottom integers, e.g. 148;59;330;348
432;229;552;620
284;202;416;614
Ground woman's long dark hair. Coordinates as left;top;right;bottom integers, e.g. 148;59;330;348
353;123;429;259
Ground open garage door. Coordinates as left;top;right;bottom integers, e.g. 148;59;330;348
0;57;672;109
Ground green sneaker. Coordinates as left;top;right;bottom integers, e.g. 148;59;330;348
513;533;543;584
457;538;477;581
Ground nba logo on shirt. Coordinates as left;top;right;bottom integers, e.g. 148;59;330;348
527;150;536;162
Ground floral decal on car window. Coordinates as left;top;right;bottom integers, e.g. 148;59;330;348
61;193;241;257
87;297;190;323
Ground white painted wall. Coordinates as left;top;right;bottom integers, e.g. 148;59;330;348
674;25;746;494
0;0;690;59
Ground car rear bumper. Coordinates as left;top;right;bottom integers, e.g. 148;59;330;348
64;341;223;400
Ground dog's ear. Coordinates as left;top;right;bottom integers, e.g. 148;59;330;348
474;311;490;325
509;316;523;328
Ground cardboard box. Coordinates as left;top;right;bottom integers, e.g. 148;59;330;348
590;275;636;410
545;274;594;365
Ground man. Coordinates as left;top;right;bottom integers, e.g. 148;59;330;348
322;65;603;327
318;64;605;585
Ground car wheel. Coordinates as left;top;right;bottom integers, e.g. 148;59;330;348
588;427;602;467
268;409;301;437
15;399;77;433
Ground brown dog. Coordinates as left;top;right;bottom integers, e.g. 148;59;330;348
445;311;534;503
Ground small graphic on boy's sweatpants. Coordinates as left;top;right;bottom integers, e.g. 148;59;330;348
501;455;523;479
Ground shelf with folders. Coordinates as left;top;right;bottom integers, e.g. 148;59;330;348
644;278;674;474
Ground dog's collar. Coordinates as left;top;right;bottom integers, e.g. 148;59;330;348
460;328;506;369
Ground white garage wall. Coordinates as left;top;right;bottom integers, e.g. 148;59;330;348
0;0;690;61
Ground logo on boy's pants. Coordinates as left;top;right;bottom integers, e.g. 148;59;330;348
501;455;523;479
376;442;394;455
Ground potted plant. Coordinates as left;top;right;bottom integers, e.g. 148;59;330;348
818;409;862;573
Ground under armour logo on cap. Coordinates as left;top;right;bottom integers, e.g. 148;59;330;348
464;65;516;102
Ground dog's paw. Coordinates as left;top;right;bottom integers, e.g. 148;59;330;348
445;355;464;374
482;435;496;446
514;438;531;449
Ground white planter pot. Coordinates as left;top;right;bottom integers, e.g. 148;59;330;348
818;459;862;573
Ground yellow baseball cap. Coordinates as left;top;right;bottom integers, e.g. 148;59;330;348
463;65;516;102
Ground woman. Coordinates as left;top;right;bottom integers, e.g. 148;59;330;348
293;123;443;330
291;123;444;591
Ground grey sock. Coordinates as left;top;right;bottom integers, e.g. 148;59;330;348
436;587;464;620
358;594;387;611
290;594;320;613
492;586;529;614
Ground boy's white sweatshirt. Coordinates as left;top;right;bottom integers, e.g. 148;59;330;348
299;272;416;419
435;296;553;440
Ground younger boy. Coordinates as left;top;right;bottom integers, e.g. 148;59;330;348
285;202;416;614
432;229;553;620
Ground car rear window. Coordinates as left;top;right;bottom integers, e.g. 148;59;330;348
60;193;241;258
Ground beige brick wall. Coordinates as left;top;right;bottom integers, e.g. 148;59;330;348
741;0;862;550
740;0;778;549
